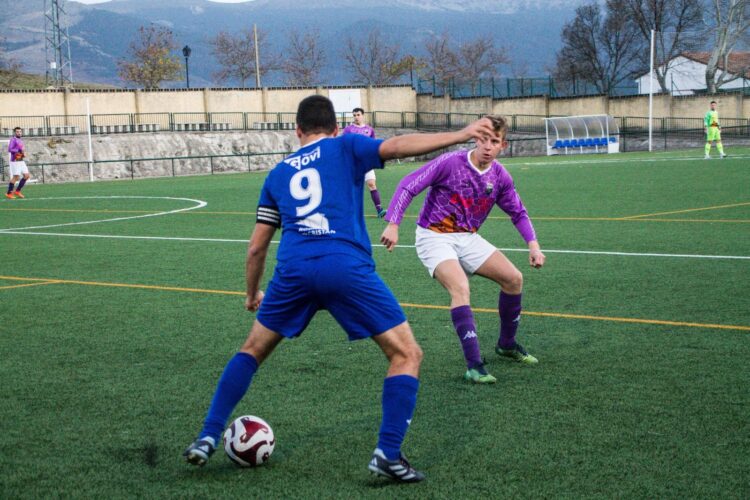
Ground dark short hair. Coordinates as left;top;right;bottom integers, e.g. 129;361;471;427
13;127;21;132
352;107;365;114
296;95;337;134
710;100;717;104
483;115;509;139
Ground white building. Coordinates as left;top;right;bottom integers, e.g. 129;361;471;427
636;52;750;96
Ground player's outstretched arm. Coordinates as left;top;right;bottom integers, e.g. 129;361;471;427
245;223;277;311
379;118;496;160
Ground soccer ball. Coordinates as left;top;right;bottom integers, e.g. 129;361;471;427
223;415;275;467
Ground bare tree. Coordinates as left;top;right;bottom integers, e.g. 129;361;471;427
282;30;326;86
451;35;509;81
421;31;458;82
555;0;641;94
342;28;413;85
704;0;750;93
622;0;704;92
0;36;23;88
210;29;277;88
117;25;182;89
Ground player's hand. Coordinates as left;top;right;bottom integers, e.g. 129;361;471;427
245;290;265;311
460;118;496;143
380;223;400;252
528;241;545;269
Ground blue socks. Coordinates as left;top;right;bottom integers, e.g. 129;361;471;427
377;374;419;460
200;352;258;443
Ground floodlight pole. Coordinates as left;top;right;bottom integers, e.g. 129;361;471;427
648;29;655;152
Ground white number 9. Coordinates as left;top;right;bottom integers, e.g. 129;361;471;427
289;169;323;217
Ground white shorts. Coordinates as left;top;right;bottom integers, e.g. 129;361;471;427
415;226;497;277
364;169;376;182
8;160;29;178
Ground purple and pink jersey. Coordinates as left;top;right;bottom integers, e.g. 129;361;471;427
342;123;375;139
8;137;24;155
386;150;536;242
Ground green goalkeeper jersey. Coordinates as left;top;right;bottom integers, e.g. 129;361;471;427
705;110;720;128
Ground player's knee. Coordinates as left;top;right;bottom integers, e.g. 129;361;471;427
449;282;471;303
505;270;523;293
406;342;423;365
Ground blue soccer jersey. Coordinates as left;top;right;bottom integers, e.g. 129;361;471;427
256;134;384;264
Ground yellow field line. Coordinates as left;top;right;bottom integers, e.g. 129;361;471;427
400;303;749;332
622;201;750;220
0;280;61;290
2;275;747;333
0;275;244;296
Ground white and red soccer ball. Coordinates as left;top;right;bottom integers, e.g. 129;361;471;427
223;415;275;467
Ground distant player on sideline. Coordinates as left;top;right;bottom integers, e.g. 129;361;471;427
183;95;496;482
342;107;386;217
704;100;727;159
380;115;545;384
6;127;30;199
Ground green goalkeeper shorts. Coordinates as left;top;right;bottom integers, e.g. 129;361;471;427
706;127;722;142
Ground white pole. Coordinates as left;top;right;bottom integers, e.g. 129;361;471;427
86;97;94;182
253;24;261;89
648;29;655;152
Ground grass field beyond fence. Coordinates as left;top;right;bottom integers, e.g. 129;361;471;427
1;148;748;498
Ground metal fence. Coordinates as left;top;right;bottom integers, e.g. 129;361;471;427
2;111;748;139
415;77;640;99
3;120;747;183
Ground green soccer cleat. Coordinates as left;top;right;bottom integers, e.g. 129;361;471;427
464;362;497;384
495;342;538;364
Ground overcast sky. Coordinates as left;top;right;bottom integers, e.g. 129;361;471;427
71;0;255;4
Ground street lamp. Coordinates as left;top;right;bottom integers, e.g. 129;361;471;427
182;45;192;88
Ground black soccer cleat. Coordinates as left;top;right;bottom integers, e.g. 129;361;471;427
368;448;425;483
183;437;216;466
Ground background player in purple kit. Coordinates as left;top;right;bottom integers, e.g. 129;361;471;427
6;127;30;199
342;107;386;217
380;115;545;384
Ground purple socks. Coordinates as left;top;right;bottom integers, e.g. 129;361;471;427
370;189;382;212
450;305;482;368
498;292;522;349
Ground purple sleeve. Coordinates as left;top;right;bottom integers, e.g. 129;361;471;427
369;126;375;139
496;170;537;243
385;156;448;225
8;138;19;153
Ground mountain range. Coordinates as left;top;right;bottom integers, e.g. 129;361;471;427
1;0;587;88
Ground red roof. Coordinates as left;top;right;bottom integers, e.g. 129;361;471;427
682;51;750;79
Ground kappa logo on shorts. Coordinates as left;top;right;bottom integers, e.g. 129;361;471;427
284;147;321;170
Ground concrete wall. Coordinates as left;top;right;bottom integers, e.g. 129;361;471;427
0;86;417;117
492;97;548;116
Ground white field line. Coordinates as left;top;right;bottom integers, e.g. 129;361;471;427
0;196;207;232
1;230;748;261
502;153;750;168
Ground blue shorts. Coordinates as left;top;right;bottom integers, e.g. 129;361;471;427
256;253;407;340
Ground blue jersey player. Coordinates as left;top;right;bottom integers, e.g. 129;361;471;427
183;95;496;482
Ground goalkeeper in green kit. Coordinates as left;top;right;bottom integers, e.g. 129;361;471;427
704;100;727;159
